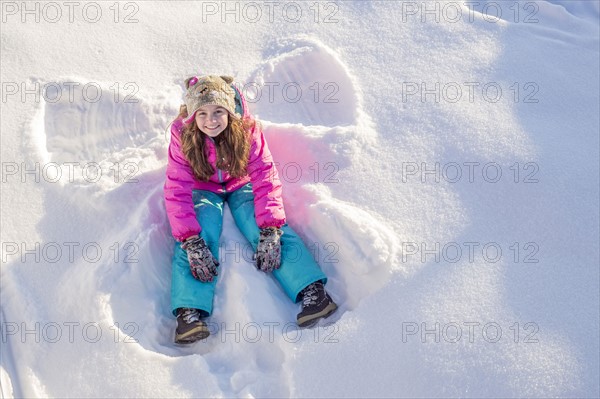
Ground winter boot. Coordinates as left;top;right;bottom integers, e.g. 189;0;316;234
174;307;210;344
296;281;338;328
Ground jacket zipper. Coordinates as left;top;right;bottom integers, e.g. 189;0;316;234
218;169;225;192
209;136;226;192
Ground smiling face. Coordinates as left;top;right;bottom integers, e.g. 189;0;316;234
194;104;229;137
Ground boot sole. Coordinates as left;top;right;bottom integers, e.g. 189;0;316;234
174;325;210;344
297;302;338;328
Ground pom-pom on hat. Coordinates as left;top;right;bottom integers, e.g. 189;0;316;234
183;75;241;124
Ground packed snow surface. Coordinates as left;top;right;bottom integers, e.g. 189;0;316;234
1;1;598;397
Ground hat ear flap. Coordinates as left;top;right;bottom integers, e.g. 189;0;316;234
220;75;234;85
184;76;198;89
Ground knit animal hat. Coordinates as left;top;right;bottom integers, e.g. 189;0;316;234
183;75;241;124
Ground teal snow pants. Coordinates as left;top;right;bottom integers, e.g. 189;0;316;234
171;183;327;316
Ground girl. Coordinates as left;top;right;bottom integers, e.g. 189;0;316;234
164;74;338;344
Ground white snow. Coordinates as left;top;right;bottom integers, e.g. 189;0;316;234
1;0;598;397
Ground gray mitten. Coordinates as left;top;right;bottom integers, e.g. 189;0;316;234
255;227;283;273
181;236;219;282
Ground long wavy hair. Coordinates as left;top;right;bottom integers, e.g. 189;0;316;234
177;104;254;181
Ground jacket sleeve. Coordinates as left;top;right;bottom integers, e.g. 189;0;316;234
246;122;286;229
164;119;201;241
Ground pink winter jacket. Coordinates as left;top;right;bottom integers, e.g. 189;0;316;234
164;92;286;242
